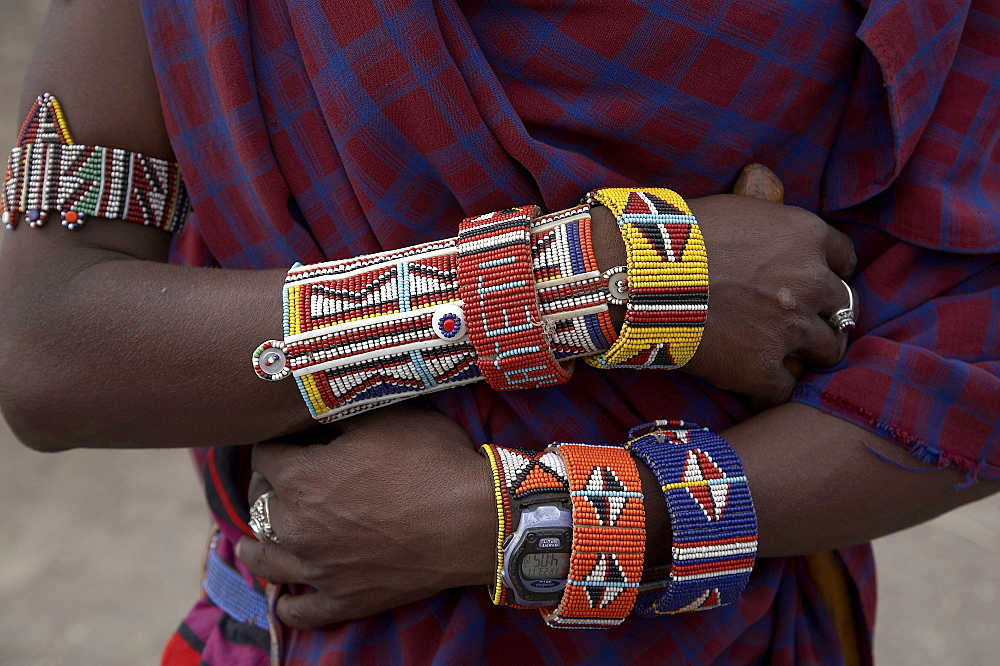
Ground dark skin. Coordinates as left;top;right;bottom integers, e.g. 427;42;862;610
1;0;996;631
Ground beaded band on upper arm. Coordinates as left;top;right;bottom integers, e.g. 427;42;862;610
541;441;645;628
624;420;757;615
1;93;189;232
584;188;707;369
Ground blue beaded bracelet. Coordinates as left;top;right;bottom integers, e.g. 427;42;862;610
625;420;757;614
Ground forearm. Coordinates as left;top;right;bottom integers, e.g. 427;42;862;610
636;403;999;568
0;202;631;450
0;222;314;450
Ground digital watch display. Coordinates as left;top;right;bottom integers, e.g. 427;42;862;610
501;502;572;606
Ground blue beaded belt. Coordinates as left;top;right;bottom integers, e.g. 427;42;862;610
203;538;270;630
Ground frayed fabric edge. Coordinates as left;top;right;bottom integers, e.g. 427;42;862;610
791;386;998;488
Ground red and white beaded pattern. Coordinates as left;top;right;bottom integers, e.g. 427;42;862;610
2;93;189;232
456;206;572;390
253;206;614;422
542;442;646;628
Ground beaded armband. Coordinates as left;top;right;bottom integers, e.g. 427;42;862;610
585;188;707;369
624;421;757;614
2;93;189;232
456;206;572;390
253;207;613;422
480;444;571;608
542;442;645;628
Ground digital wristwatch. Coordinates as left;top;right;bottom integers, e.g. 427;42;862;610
500;499;573;606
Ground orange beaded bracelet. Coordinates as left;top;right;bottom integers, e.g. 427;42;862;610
541;442;646;628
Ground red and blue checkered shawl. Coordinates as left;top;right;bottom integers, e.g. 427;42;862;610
141;0;999;662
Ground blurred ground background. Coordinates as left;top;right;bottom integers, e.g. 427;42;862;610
0;1;997;664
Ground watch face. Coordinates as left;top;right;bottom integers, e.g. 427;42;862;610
502;502;573;606
520;552;570;581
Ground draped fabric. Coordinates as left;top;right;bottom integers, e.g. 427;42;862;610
140;0;998;662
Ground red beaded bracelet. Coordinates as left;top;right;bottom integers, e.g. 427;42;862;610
456;206;573;391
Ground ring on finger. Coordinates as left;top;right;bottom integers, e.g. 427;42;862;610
827;279;857;333
249;490;280;544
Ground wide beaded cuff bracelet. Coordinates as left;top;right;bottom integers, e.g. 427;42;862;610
2;93;189;232
480;444;570;608
253;206;614;422
624;421;757;614
542;442;645;628
584;188;707;369
456;206;572;390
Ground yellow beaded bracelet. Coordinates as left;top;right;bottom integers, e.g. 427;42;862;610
584;188;708;369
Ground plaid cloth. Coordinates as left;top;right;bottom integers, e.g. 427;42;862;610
139;0;998;662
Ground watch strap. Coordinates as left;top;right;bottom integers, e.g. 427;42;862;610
481;444;570;608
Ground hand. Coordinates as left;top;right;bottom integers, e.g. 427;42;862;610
681;193;857;406
236;406;496;629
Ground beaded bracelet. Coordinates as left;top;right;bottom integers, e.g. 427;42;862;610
253;207;613;422
456;206;573;390
542;442;645;628
624;421;757;614
480;444;571;608
584;188;707;369
2;93;189;232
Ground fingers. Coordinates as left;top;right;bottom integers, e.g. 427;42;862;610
750;364;797;410
252;438;312;481
824;226;857;278
247;472;273;506
276;590;343;630
792;271;850;367
794;316;848;367
817;272;854;320
236;536;305;585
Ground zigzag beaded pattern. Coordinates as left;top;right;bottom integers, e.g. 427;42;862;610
456;205;572;391
2;93;189;232
624;421;757;615
255;207;612;422
584;188;707;370
481;445;571;608
542;442;645;628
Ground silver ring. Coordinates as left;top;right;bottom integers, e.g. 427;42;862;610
828;280;856;333
249;490;280;544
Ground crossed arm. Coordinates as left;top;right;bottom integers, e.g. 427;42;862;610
1;0;996;630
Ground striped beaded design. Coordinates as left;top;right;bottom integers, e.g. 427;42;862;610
584;188;707;369
624;420;757;615
480;444;512;606
542;442;645;628
530;206;617;360
253;206;613;422
480;444;571;607
457;206;573;390
1;93;189;232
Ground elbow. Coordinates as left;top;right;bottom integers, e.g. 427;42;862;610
0;381;77;453
0;339;77;453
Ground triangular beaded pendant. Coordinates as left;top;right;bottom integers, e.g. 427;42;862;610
17;93;75;147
